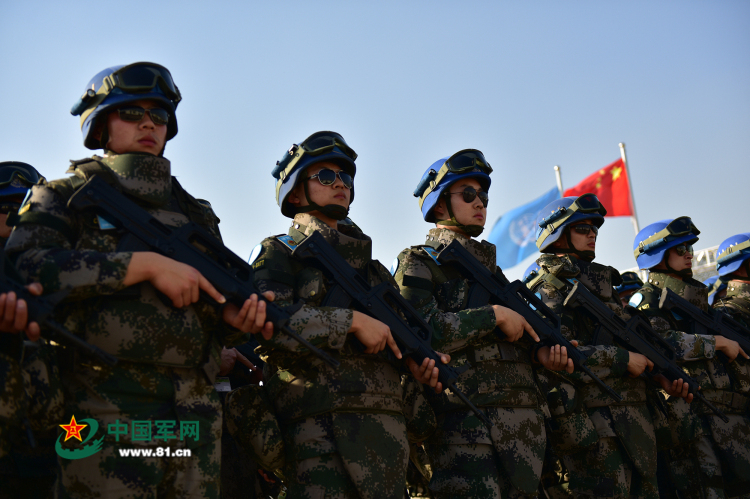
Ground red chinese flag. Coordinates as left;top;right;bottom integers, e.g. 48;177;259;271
563;158;633;217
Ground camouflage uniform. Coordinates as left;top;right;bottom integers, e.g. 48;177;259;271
5;152;245;498
635;272;750;498
529;254;659;499
393;228;547;498
252;212;424;499
0;236;64;499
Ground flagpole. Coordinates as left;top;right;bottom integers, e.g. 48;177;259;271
619;143;640;235
554;165;564;197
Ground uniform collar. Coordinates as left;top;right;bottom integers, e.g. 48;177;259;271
290;213;372;270
93;152;172;206
425;227;497;271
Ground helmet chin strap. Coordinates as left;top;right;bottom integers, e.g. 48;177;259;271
437;193;484;238
294;180;349;221
554;229;595;262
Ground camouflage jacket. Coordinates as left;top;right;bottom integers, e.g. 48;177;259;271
530;254;645;406
394;228;544;413
714;280;750;329
4;152;242;372
632;273;750;411
253;213;408;423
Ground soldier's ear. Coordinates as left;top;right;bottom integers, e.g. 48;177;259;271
288;183;303;206
433;199;447;219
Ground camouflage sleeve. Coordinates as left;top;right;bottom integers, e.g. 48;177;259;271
534;281;629;382
252;239;353;353
393;249;496;354
5;184;132;299
636;292;717;361
646;313;716;361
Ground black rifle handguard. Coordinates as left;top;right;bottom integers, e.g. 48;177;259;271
67;175;339;368
436;239;622;403
291;231;493;428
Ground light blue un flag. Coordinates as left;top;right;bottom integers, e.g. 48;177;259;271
486;186;561;269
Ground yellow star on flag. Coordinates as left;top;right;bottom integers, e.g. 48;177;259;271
611;166;623;182
60;415;87;442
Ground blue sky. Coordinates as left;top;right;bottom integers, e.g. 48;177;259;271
2;1;748;280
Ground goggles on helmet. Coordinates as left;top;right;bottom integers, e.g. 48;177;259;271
635;216;700;257
0;163;43;188
717;239;750;266
273;131;358;182
538;193;606;233
104;62;181;103
71;62;182;117
413;149;492;201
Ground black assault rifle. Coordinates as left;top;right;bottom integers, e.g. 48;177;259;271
290;231;493;428
564;281;729;422
436;239;622;402
0;249;117;366
659;287;750;357
67;175;339;368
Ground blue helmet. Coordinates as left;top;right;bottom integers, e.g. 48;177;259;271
0;161;43;215
272;131;357;219
535;193;606;252
633;217;700;270
716;233;750;277
70;62;181;150
522;261;541;284
703;275;729;306
414;149;492;223
615;271;644;294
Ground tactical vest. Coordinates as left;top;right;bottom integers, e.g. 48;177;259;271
404;229;541;413
533;256;647;407
258;215;405;422
10;156;225;375
634;273;750;413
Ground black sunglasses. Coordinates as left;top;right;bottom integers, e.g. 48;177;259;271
447;186;488;207
117;106;170;126
306;168;353;189
571;223;599;236
673;243;694;257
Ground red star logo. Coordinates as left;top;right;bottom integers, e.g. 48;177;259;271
60;415;87;442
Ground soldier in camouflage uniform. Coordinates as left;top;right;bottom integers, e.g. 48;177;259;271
527;194;691;499
615;271;644;308
251;131;437;499
705;275;730;307
712;233;750;497
5;63;271;498
392;150;577;498
0;161;64;499
630;222;749;498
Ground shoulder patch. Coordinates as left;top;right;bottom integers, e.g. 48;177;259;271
96;215;117;230
629;292;644;308
390;257;399;276
17;189;32;216
248;243;264;265
276;234;298;252
422;246;441;266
